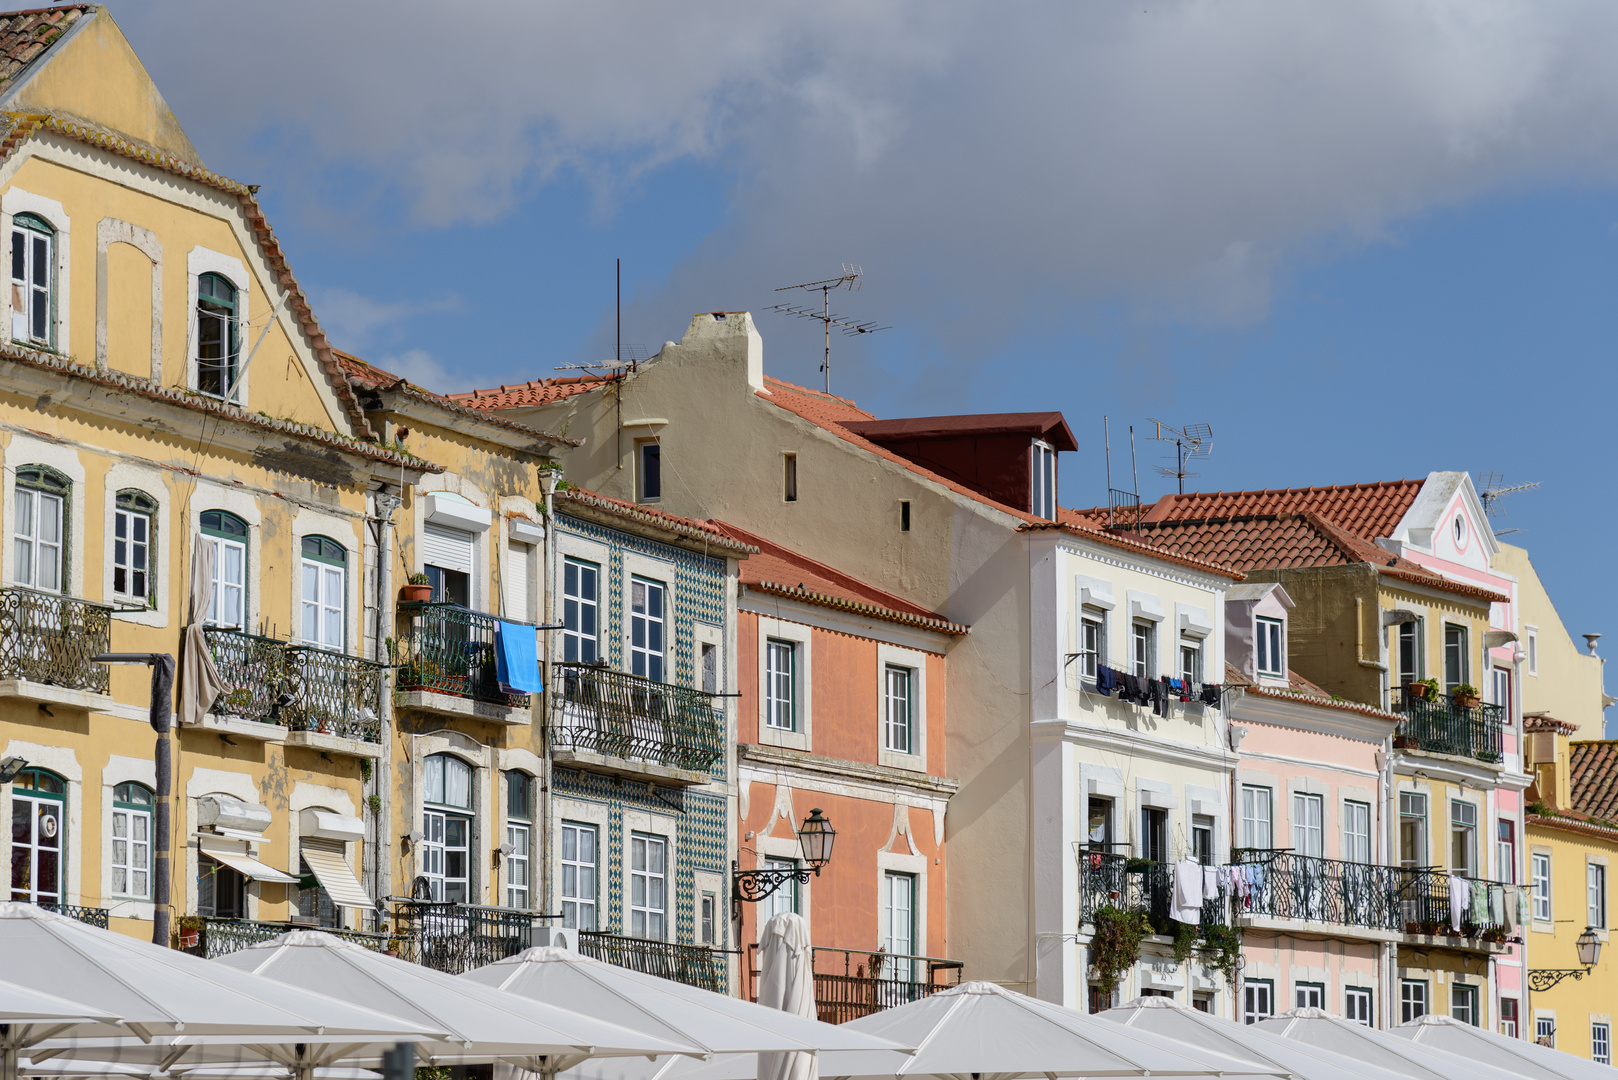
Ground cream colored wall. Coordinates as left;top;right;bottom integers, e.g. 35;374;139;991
1496;544;1606;735
1526;818;1618;1059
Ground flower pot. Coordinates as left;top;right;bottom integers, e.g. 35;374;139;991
1454;693;1481;708
1394;735;1418;750
399;583;433;604
1407;683;1432;700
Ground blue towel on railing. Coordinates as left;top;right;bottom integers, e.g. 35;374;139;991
494;621;543;695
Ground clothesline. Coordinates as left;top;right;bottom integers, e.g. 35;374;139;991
1091;664;1225;716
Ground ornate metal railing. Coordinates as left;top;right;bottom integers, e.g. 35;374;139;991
204;628;384;743
579;931;730;994
1393;685;1506;763
1394;869;1513;942
551;662;725;774
39;903;110;929
395;603;529;709
743;944;961;1024
177;915;388;959
1230;851;1404;931
1078;851;1228;937
0;588;111;692
390;900;537;974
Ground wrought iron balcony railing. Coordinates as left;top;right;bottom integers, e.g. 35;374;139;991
39;903;110;929
1230;850;1404;932
578;931;730;995
395;602;530;709
1394;868;1514;943
1077;851;1228;937
177;915;388;959
1393;685;1506;763
551;662;725;774
744;944;962;1024
0;588;111;693
205;628;385;743
388;900;538;974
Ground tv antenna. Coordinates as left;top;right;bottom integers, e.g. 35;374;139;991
1150;420;1213;495
1103;416;1142;531
769;264;889;394
555;258;648;373
1477;472;1541;524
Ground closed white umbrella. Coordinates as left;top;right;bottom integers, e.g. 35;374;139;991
1393;1013;1617;1080
1102;996;1420;1080
1257;1007;1526;1080
756;915;815;1080
829;981;1287;1079
0;903;434;1080
214;931;695;1074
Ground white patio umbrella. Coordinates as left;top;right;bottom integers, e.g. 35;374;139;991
0;976;123;1079
755;914;815;1080
213;931;696;1075
1101;996;1421;1080
1393;1013;1618;1080
463;946;908;1080
0;904;436;1080
1257;1007;1527;1080
825;981;1288;1079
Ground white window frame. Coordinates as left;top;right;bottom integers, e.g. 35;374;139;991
1532;851;1553;922
629;832;667;940
1589;862;1607;930
1594;1022;1611;1066
629;577;666;682
1526;627;1539;675
1345;986;1373;1026
1400;791;1428;869
1498;819;1517;885
1240;785;1273;850
1451;799;1478;878
1179;640;1202;684
1256;616;1284;676
637;439;661;502
562;557;600;664
1292;793;1324;858
761;855;800;924
1080;610;1105;680
1344;800;1371;864
1401;980;1428;1023
884;664;914;755
12;213;53;348
884;870;917;983
756;617;812;751
3;188;70;355
112;503;152;605
12;483;64;593
1536;1015;1556;1047
1031;439;1055;520
1295;982;1324;1009
877;643;928;770
1243;980;1273;1025
110;788;152;900
299;544;346;651
1451;983;1478;1027
1443;623;1469;691
559;821;598;931
422;754;473;904
764;639;797;732
202;521;247;629
186;248;249;405
1131;620;1154;678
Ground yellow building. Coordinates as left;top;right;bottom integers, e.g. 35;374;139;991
0;6;435;945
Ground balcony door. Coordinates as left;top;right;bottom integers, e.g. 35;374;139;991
1443;625;1468;693
422;754;473;902
884;871;917;989
10;768;63;904
630;833;667;939
13;468;65;593
423;521;474;606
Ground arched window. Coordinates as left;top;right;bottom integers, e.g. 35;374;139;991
422;753;472;902
114;490;157;605
196;272;239;400
10;767;65;904
111;782;153;899
200;510;247;627
14;465;70;593
11;212;54;347
505;771;532;909
300;535;346;650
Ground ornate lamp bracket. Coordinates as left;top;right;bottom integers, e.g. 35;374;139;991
1528;968;1589;992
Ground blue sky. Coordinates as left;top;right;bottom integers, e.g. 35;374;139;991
112;2;1618;713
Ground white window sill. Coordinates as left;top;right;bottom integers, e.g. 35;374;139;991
879;749;926;773
759;725;810;752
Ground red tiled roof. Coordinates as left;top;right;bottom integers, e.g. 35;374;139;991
0;6;87;95
1067;480;1424;541
1571;741;1618;823
337;351;578;447
554;488;756;556
1225;662;1402;723
1528;806;1618;842
1524;713;1580;735
713;522;968;636
447;373;620;410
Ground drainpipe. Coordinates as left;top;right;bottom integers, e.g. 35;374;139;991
93;653;174;946
1379;738;1397;1028
537;466;561;919
372;488;402;929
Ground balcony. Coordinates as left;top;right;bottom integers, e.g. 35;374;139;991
1393;868;1515;954
1078;851;1229;937
550;662;725;786
1393;685;1505;764
40;903;109;929
1229;851;1403;938
204;628;385;757
745;944;962;1024
394;603;531;724
0;588;112;710
177;915;388;959
388;900;539;974
579;931;730;995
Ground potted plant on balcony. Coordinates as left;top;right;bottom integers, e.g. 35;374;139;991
400;573;433;604
1453;683;1481;708
1408;678;1440;701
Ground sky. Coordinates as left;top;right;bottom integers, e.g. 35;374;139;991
109;1;1618;708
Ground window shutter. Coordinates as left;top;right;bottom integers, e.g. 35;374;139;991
422;522;474;575
505;541;530;622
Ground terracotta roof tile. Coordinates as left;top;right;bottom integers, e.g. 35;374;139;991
447;373;620;409
1571;741;1618;822
1225;661;1402;723
554;488;756;555
713;522;967;636
0;6;87;95
1524;713;1580;735
1066;480;1424;541
337;351;578;447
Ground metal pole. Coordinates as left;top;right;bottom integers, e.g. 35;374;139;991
150;656;175;947
822;287;831;394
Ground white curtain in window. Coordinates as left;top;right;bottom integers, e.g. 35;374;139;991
301;559;344;649
13;487;62;592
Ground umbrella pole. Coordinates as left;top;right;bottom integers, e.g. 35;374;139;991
3;1037;17;1080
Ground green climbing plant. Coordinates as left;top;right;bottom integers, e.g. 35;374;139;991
1197;923;1244;989
1171;920;1199;967
1089;905;1153;995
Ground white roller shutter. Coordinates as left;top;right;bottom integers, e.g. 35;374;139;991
505;541;530;622
422;521;475;575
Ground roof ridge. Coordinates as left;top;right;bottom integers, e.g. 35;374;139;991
554;488;755;555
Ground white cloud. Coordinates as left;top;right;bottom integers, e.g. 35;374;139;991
114;1;1618;364
377;349;455;395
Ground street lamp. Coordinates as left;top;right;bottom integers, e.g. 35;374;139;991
732;808;837;916
1529;926;1603;991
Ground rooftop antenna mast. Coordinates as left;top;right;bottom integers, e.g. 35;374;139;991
1103;416;1142;531
769;264;889;394
1149;419;1213;495
1477;472;1541;536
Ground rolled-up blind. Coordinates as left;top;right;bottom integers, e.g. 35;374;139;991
422;521;474;574
506;541;530;622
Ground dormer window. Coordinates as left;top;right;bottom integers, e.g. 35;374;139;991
1256;616;1284;677
1031;440;1055;520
